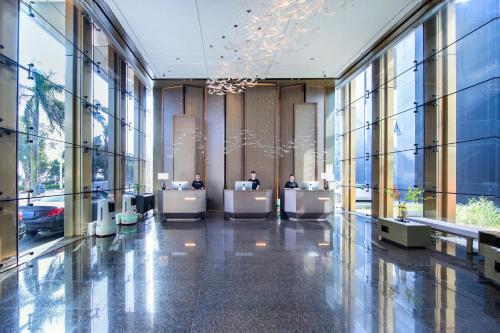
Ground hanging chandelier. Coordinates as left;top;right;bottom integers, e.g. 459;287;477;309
206;78;257;95
205;0;334;95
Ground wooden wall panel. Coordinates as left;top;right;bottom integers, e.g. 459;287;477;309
279;85;304;186
294;104;317;182
206;93;225;210
185;86;205;177
306;86;326;179
173;115;196;181
244;85;277;191
225;93;245;188
163;86;184;183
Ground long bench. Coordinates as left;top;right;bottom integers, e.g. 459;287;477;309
407;217;480;254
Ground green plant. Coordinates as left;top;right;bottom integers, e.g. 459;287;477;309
456;197;500;229
20;70;64;194
405;186;424;203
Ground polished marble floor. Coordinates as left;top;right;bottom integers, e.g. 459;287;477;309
0;213;499;332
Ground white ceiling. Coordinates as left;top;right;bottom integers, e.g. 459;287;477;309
104;0;422;79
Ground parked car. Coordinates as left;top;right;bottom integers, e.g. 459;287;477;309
20;195;65;235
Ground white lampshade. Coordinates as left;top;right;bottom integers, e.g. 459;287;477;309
158;173;169;180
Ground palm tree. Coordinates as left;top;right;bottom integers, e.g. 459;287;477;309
20;70;64;194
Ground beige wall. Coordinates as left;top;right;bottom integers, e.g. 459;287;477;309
279;85;305;186
173;115;196;181
162;86;184;183
306;86;326;179
185;86;205;178
294;103;317;182
244;85;277;191
225;93;245;189
206;93;225;210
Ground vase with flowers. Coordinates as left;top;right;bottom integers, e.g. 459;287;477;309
388;189;407;221
387;186;424;222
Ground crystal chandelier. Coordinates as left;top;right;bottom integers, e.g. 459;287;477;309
206;78;257;95
206;0;333;95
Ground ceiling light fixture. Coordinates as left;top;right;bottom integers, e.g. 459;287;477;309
206;0;332;95
206;78;257;95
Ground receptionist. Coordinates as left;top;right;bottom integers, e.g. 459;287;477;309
248;171;260;190
191;174;205;190
284;174;299;189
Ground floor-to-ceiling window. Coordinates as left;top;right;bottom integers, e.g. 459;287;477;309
92;23;114;200
0;0;153;271
430;0;500;228
144;88;154;193
391;29;424;218
334;0;499;230
17;0;67;252
125;66;138;192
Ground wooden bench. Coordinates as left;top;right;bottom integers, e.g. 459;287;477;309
407;217;480;254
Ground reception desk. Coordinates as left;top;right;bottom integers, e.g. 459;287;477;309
158;190;206;220
283;189;334;220
224;189;273;219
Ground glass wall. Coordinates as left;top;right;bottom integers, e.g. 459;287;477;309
450;0;499;229
17;0;67;252
92;23;114;199
335;0;499;230
0;0;153;270
391;29;424;218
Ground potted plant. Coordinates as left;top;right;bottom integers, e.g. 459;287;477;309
387;186;424;222
405;186;424;217
388;188;407;221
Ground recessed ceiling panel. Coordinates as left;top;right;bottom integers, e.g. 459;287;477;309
104;0;422;79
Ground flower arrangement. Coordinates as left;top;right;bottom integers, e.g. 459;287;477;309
387;186;424;222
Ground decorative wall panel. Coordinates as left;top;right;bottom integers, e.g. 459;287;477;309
185;86;205;177
306;86;325;179
163;86;184;182
225;93;245;188
244;85;277;191
206;93;225;210
294;103;317;182
279;85;304;186
173;115;196;181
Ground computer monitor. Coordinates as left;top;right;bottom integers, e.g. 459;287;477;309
301;181;320;190
171;181;190;190
235;181;253;191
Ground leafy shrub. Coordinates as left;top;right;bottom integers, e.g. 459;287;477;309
456;197;500;229
405;186;423;203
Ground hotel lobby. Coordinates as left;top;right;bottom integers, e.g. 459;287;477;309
0;0;499;331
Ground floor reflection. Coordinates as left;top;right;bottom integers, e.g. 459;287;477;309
0;213;499;332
